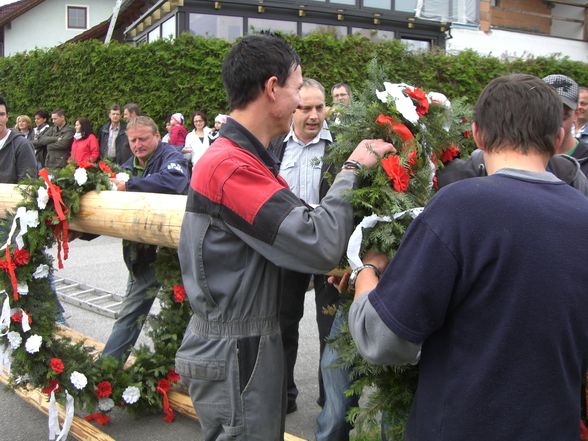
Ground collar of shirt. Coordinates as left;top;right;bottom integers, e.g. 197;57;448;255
0;129;10;151
284;125;332;146
219;117;281;177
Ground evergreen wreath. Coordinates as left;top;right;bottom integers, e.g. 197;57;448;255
326;61;475;440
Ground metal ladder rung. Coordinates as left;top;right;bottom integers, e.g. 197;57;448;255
63;289;95;297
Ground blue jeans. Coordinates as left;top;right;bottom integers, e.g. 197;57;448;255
102;261;158;361
316;310;359;441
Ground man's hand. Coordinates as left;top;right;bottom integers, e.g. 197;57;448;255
327;272;350;295
110;179;126;191
347;139;396;169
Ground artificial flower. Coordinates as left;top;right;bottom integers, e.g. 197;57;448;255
50;358;64;374
13;248;29;266
16;281;28;295
41;379;60;395
36;186;49;210
85;411;110;425
77;160;94;169
167;369;180;383
74;168;88;186
157;378;171;392
70;371;88;390
97;398;115;412
115;172;130;182
375;82;420;124
98;161;115;177
24;334;42;354
463;130;471;139
406;86;429;117
96;380;112;398
11;310;31;324
173;285;186;303
381;155;410;193
7;331;22;349
427;91;451;109
32;264;49;279
376;114;414;143
440;145;460;163
122;386;141;404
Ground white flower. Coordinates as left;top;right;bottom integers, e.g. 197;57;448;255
24;334;42;354
376;82;420;124
122;386;140;404
98;398;115;412
36;186;49;210
21;209;39;229
14;374;29;384
74;168;88;186
16;282;28;296
115;172;130;182
427;91;451;109
7;331;22;349
70;371;88;390
32;264;49;279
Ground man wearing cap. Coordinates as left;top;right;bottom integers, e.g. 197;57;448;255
168;112;187;147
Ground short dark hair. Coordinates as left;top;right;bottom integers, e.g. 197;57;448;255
52;109;65;117
191;111;208;129
0;96;9;112
110;104;121;112
34;109;49;120
474;74;562;156
76;117;93;139
124;103;141;115
221;34;300;111
331;82;351;97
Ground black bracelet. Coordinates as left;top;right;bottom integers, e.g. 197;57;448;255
342;160;364;171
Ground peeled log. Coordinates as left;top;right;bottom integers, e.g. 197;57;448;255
0;184;186;248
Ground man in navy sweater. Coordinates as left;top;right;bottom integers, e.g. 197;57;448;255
348;74;588;440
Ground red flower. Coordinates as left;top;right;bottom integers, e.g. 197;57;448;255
406;86;429;117
376;114;414;143
381;155;410;193
96;381;112;399
407;150;418;175
461;116;469;123
463;130;471;139
42;379;61;395
11;311;32;324
157;378;171;393
13;248;29;266
85;412;110;426
167;370;180;383
172;285;186;303
50;358;64;374
77;160;94;169
99;161;115;177
440;145;460;163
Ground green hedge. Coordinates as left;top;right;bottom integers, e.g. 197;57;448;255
0;32;586;131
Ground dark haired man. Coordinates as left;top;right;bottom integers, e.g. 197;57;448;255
175;34;394;440
39;109;74;169
0;96;36;183
348;74;588;440
31;109;50;167
98;104;131;165
123;103;141;122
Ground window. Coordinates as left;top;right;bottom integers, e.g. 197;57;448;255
401;37;431;51
301;22;347;37
395;0;418;12
248;18;297;35
189;14;243;41
67;6;87;30
352;27;395;41
148;26;160;43
364;0;392;9
161;16;176;40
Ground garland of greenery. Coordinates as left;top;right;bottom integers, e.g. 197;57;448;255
326;61;475;440
0;159;192;429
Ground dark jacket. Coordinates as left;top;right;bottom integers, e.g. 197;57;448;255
31;124;51;167
39;123;75;169
570;139;588;178
0;130;37;183
268;134;335;201
438;149;588;196
98;121;132;165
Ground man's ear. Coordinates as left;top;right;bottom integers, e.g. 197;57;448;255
472;122;485;151
264;76;278;102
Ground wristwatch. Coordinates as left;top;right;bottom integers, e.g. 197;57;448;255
348;263;381;290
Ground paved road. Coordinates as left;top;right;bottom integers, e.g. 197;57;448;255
0;236;324;440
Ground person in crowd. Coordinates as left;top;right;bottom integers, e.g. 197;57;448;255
37;109;75;169
347;73;588;440
168;112;187;147
329;82;352;123
174;33;394;441
0;96;36;183
102;116;188;362
575;86;587;141
268;78;342;417
208;114;227;143
32;109;51;167
14;115;34;141
183;111;211;165
70;117;99;163
98;104;131;166
161;115;172;143
123;103;141;122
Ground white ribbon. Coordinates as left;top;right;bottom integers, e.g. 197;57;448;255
0;293;10;336
0;207;39;251
48;386;60;440
20;309;31;333
346;209;425;269
56;390;74;441
0;344;11;375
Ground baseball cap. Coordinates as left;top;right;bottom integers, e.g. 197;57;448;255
171;112;184;124
542;74;579;110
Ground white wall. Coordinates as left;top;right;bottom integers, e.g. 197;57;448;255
4;0;115;56
447;26;588;63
